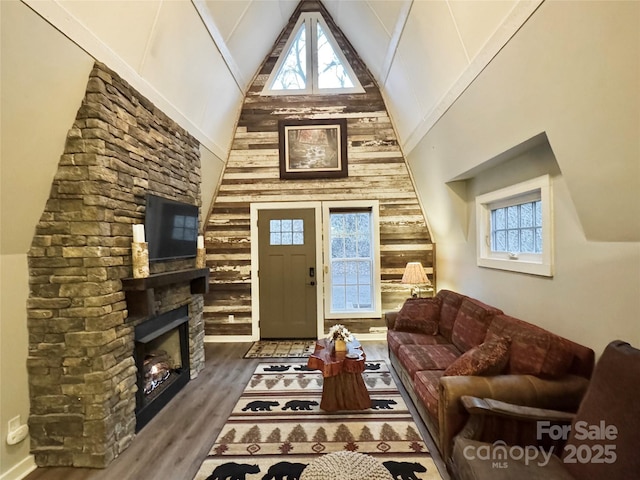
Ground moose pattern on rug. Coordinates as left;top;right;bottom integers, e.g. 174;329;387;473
193;361;442;480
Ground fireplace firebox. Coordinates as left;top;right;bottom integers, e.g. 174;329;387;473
134;305;190;431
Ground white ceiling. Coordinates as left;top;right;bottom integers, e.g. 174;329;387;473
24;0;541;159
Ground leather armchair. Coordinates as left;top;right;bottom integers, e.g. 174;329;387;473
439;373;588;460
448;340;640;480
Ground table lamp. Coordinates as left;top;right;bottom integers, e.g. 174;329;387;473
401;262;431;298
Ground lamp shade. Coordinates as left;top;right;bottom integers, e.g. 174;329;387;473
401;262;430;285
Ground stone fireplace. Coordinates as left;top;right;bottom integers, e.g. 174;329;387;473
122;269;210;432
26;62;206;468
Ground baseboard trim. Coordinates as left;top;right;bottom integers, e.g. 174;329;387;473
0;454;36;480
353;332;386;341
204;335;254;343
204;333;387;343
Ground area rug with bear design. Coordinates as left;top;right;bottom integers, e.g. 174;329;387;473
193;360;443;480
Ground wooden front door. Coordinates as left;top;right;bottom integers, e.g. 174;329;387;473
258;208;317;339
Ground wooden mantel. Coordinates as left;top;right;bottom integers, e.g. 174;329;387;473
122;268;210;319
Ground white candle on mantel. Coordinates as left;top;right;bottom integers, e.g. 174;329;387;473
132;224;145;243
197;235;204;249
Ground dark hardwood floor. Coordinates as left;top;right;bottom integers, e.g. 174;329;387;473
24;341;449;480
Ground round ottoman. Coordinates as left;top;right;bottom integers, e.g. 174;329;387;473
300;451;393;480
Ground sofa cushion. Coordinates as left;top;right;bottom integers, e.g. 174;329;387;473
397;344;461;378
451;298;503;352
485;314;574;378
414;370;444;420
387;330;449;356
394;297;440;335
435;290;466;342
443;336;510;376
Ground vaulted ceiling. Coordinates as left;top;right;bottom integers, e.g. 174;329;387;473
24;0;540;160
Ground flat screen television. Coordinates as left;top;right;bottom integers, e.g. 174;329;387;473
145;194;199;261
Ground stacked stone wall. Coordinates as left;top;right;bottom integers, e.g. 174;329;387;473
27;62;204;468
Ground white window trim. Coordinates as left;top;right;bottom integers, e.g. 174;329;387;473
322;200;382;319
476;175;553;277
261;12;364;96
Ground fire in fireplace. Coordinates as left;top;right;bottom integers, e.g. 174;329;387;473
144;351;172;395
134;305;190;431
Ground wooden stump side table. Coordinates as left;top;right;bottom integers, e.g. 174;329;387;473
306;338;371;412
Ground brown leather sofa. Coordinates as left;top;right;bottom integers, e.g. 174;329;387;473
449;340;640;479
385;290;595;461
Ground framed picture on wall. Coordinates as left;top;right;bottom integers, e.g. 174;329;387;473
278;118;348;179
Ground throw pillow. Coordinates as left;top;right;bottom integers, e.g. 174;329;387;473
443;336;511;376
394;298;440;335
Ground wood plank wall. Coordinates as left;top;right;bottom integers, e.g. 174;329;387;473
203;1;434;337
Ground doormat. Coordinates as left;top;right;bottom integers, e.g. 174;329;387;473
192;361;443;480
243;340;316;359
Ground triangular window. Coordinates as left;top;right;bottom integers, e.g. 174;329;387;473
263;13;364;95
317;24;355;90
271;22;308;91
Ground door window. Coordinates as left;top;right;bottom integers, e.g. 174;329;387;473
270;218;304;245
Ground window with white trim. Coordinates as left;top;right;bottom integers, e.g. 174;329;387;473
476;175;553;276
323;201;381;318
262;12;364;95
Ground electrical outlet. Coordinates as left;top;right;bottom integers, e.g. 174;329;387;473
228;314;235;322
7;425;29;445
8;415;20;433
6;415;29;445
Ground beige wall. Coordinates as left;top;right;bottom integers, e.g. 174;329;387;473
1;3;227;476
199;145;226;229
23;0;243;159
0;3;94;255
408;0;640;356
0;1;93;477
0;256;33;478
